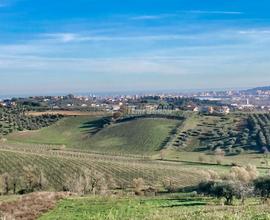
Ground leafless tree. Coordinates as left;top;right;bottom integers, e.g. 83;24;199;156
132;178;145;195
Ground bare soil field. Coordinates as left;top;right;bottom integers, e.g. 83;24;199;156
0;192;72;220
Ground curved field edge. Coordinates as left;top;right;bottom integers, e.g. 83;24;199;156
6;116;181;154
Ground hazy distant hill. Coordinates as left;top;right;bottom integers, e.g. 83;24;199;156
244;86;270;94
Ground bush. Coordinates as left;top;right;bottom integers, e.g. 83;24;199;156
254;176;270;202
197;181;235;205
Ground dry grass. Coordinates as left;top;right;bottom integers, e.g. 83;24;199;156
0;192;72;220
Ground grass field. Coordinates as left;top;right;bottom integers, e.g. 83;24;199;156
7;116;92;145
83;118;179;153
39;195;270;220
7;116;179;154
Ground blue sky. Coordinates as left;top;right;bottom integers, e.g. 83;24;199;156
1;0;270;95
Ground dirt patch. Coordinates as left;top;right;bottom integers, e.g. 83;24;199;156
0;192;73;220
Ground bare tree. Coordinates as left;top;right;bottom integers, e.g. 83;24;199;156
163;177;179;193
132;178;145;195
64;169;109;195
224;164;258;204
10;171;21;194
22;165;47;192
1;173;10;195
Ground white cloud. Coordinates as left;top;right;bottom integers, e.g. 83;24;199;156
184;10;243;15
238;29;270;35
43;32;197;43
131;15;163;20
0;56;188;76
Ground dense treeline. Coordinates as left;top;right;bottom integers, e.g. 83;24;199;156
115;114;185;123
0;107;63;136
139;96;222;110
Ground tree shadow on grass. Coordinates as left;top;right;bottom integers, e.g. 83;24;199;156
161;202;206;208
159;198;207;208
79;117;111;135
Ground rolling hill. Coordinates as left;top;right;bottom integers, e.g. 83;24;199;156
7;116;180;154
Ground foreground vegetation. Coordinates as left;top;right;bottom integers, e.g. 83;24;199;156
39;195;270;220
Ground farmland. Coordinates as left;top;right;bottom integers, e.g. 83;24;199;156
0;142;208;190
7;111;270;155
2;112;270;219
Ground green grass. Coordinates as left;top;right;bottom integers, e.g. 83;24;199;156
7;116;93;145
83;118;178;154
7;116;179;154
39;195;270;220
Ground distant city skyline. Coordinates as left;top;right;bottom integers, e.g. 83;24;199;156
1;0;270;94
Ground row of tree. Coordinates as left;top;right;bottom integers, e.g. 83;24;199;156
197;165;270;205
0;107;63;136
248;114;270;150
0;165;47;195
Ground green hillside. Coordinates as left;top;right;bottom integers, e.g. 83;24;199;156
7;112;270;155
7;116;180;154
82;118;179;154
7;116;94;145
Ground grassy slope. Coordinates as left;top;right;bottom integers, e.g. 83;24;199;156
82;118;178;154
7;116;93;145
39;195;270;220
7;116;179;154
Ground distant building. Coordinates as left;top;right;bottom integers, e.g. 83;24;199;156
1;100;16;108
200;106;214;114
239;99;255;110
215;106;230;115
185;105;199;112
112;105;121;111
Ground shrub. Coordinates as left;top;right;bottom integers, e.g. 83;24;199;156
201;170;219;181
254;176;270;202
197;180;235;205
163;177;180;193
226;165;258;184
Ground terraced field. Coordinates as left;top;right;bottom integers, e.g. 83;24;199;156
0;143;205;190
